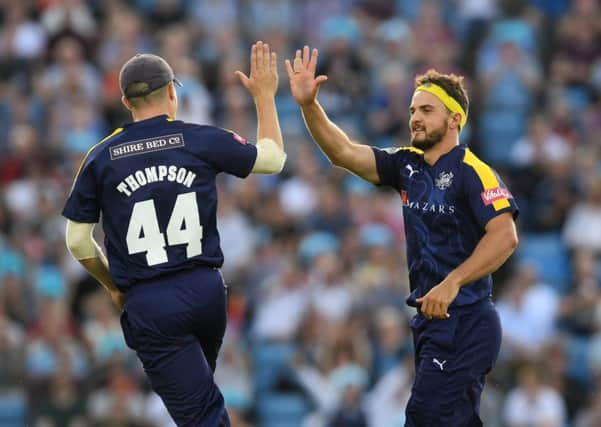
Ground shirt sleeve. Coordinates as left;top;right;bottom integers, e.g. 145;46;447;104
371;147;407;189
464;163;519;229
62;159;101;223
200;127;258;178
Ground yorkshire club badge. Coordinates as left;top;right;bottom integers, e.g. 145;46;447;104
435;171;454;190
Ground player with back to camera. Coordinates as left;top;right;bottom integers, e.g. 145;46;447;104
62;41;285;426
286;46;519;426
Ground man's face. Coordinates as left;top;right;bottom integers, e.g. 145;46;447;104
408;91;451;151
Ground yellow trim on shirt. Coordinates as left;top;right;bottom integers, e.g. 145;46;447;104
463;149;510;210
98;127;124;144
398;146;424;155
71;127;124;187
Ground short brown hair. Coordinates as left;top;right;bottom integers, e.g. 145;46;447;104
125;84;169;109
414;69;469;116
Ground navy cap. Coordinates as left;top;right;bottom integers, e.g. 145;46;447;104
119;53;182;99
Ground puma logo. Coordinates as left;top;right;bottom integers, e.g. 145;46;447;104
406;164;419;178
433;358;447;371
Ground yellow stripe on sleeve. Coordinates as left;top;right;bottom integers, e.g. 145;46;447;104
71;127;124;187
463;149;510;210
98;127;124;145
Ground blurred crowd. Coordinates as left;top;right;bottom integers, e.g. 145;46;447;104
1;0;601;426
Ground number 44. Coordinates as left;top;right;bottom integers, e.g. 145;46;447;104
126;192;203;266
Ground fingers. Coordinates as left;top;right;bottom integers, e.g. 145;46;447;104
234;70;249;88
289;46;322;78
256;41;264;72
249;41;277;76
315;75;328;86
263;43;270;69
420;299;432;320
309;48;319;73
293;49;302;73
250;43;257;75
271;51;277;73
285;59;294;77
302;45;310;68
417;296;450;320
433;302;447;319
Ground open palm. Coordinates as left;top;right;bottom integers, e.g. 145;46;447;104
286;46;328;107
236;41;278;99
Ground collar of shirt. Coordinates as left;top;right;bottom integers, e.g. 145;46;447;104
124;114;172;128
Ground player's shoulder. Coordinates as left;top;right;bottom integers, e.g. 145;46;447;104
178;121;222;133
178;122;230;137
461;147;494;171
460;147;501;183
70;127;124;182
80;127;126;169
185;123;249;146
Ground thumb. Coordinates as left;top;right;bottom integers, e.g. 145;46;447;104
315;75;328;86
235;71;250;88
416;297;424;303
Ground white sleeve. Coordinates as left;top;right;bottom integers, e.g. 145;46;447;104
251;138;286;174
65;219;97;260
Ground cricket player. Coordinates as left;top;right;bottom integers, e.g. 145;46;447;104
287;46;518;426
63;42;285;426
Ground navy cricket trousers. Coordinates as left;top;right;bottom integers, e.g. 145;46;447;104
405;299;502;427
120;267;230;427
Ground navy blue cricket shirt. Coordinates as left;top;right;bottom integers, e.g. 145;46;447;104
372;144;518;307
62;115;257;292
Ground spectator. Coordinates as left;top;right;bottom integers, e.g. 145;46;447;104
563;178;601;254
497;263;560;359
558;249;601;336
510;113;571;167
503;363;567;427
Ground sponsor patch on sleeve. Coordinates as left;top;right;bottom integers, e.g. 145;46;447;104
231;132;247;145
480;187;512;205
225;129;247;145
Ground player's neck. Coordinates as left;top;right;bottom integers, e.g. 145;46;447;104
131;107;172;122
423;136;459;166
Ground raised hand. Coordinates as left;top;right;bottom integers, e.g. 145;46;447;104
286;46;328;107
236;41;278;99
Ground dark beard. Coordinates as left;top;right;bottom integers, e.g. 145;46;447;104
411;125;447;151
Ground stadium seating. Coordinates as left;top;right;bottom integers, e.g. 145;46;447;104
516;233;572;294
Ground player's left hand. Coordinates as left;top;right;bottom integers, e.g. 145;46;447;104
285;45;328;107
416;280;460;320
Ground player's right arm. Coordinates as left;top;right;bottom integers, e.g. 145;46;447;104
65;220;124;310
62;156;124;310
286;46;379;184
